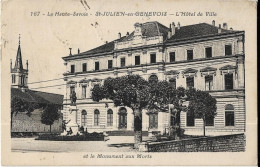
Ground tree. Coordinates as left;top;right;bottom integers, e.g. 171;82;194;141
91;75;217;146
41;104;60;133
186;88;217;136
92;75;150;148
11;96;38;130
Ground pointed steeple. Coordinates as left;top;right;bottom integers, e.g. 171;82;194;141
14;34;23;70
11;34;29;89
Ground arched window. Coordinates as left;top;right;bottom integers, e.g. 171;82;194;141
148;75;158;84
107;109;113;127
81;110;87;126
94;109;100;126
118;107;127;129
225;104;234;126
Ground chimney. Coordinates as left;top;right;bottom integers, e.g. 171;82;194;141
26;60;28;70
69;48;72;56
105;41;108;44
218;24;222;33
126;32;129;36
171;22;176;35
230;27;233;31
168;23;172;39
10;59;12;72
223;23;227;30
177;22;180;30
212;20;215;26
118;32;121;39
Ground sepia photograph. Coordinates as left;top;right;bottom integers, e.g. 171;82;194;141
1;0;257;166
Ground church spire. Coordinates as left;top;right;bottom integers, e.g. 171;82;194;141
14;34;23;70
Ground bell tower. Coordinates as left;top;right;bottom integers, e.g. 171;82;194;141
10;34;29;89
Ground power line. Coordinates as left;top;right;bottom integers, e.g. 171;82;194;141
30;83;67;90
27;77;64;85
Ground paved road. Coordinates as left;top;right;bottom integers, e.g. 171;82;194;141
11;136;146;153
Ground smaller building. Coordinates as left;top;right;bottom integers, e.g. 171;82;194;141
11;36;64;134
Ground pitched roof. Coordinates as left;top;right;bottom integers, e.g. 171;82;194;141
11;88;63;105
166;23;235;42
63;21;242;60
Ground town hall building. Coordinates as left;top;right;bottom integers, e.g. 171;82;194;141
61;20;245;136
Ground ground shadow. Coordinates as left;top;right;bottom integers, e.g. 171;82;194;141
107;143;134;148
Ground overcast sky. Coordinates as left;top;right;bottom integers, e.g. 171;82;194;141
2;0;256;95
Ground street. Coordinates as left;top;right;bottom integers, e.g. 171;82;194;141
11;136;146;152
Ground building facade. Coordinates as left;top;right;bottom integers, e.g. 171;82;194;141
62;21;245;136
11;37;63;134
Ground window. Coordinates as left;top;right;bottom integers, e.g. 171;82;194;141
12;74;16;83
82;86;87;99
187;110;195;126
149;113;158;129
135;56;140;65
205;47;212;58
70;86;75;96
107;109;113;126
205;116;214;126
21;76;24;85
225;104;234;126
169;78;176;89
94;109;100;126
186;77;194;88
82;63;87;72
108;60;113;69
205;75;213;91
148;75;158;84
120;57;125;67
150;53;156;64
169;52;175;62
95;62;99;71
81;110;87;126
225;73;233;90
225;45;232;56
71;65;75;73
187;50;193;60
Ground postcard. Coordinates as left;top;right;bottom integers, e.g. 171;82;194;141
1;0;257;166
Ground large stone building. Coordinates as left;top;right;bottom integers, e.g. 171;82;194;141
11;37;63;134
62;21;245;136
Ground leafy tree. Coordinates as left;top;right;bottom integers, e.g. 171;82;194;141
92;75;150;147
41;104;60;133
92;75;217;146
186;88;217;136
11;96;39;130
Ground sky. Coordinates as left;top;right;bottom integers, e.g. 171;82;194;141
1;0;256;95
